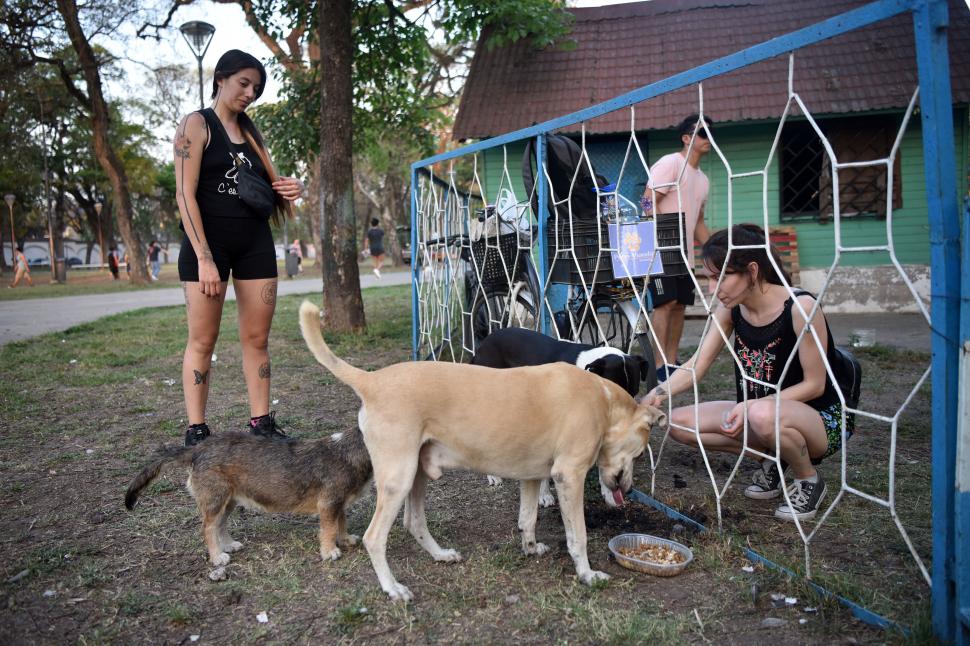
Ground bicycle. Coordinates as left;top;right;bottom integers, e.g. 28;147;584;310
418;206;541;360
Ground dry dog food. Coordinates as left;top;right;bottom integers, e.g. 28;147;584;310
617;543;687;565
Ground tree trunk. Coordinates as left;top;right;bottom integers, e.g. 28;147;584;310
318;0;365;331
57;0;149;284
303;156;324;268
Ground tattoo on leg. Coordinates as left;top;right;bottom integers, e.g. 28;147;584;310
194;369;209;385
800;444;807;456
261;280;277;306
258;362;271;379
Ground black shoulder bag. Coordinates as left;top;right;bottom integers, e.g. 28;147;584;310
205;109;276;220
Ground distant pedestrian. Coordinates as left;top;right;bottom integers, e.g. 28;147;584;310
364;218;385;278
148;240;161;281
124;250;132;279
8;244;33;288
107;246;120;280
289;238;303;274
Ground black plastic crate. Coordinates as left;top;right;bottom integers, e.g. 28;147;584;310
654;212;688;277
548;219;615;285
470;232;521;286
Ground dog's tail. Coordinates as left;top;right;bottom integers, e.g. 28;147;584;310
124;445;194;510
299;300;368;390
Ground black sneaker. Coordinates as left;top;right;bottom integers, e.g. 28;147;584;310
184;423;211;447
249;411;287;439
774;473;826;522
744;459;788;500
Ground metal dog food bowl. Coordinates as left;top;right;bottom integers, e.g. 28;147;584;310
608;533;693;577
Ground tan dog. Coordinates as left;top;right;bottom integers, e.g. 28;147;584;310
299;301;666;601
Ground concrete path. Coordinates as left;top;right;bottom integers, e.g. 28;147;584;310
0;271;411;346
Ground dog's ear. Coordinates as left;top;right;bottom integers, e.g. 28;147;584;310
585;358;607;376
637;356;651;381
638;402;668;428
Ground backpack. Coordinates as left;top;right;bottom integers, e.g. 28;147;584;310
522;135;608;223
793;290;862;409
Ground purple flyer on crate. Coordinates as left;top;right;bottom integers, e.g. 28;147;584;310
608;221;664;278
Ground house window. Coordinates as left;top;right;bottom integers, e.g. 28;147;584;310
779;116;902;222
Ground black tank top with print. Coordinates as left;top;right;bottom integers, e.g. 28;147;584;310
731;295;839;411
194;108;270;219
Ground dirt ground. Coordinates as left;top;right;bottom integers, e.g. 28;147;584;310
0;287;933;644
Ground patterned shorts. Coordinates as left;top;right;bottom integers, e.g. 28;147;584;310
813;402;855;464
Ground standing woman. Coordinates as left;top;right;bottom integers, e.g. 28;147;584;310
174;50;303;446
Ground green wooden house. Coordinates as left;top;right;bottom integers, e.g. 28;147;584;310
451;0;970;312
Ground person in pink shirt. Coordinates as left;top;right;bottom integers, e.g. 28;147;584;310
643;114;714;382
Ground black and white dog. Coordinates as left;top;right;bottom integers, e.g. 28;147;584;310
471;327;653;507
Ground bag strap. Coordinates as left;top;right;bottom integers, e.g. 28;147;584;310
203;108;247;168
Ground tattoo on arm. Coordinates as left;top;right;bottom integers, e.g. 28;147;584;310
258;362;271;379
193;369;209;385
175;115;206;249
174;128;191;160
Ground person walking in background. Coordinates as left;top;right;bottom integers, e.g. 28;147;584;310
363;218;385;278
124;250;132;280
289;238;303;274
107;245;120;280
148;240;161;281
643;114;713;383
8;244;33;288
173;49;303;447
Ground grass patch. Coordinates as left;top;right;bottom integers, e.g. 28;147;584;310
0;284;933;644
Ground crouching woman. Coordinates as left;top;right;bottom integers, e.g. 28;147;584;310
642;224;852;522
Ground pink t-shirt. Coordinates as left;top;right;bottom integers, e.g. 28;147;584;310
646;152;709;267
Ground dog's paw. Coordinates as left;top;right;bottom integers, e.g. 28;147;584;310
208;566;227;582
385;582;413;602
486;475;503;487
538;492;556;508
579;569;611;586
223;540;243;553
211;552;231;566
340;534;360;547
322;546;342;561
523;541;550;556
433;548;462;563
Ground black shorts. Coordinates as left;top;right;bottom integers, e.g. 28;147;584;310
370;246;385;257
649;273;696;307
178;217;278;282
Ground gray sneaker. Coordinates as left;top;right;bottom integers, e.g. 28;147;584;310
744;460;788;499
775;474;826;522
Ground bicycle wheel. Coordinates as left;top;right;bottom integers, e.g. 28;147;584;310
575;295;635;352
470;281;539;347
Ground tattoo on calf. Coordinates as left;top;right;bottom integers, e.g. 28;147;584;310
258;362;271;379
193;369;209;385
261;280;277;306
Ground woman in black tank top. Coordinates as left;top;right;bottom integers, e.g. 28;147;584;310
642;224;851;523
173;50;304;447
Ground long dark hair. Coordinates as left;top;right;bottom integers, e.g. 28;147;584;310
211;50;289;220
701;224;792;286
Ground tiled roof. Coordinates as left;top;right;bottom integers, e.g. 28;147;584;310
453;0;970;139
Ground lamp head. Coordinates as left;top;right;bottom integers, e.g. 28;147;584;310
4;194;13;208
179;21;216;59
94;201;103;215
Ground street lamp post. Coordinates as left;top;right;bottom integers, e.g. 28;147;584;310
94;200;105;271
179;21;216;110
4;194;14;270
